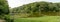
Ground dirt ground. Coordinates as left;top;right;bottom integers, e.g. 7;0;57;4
0;19;5;22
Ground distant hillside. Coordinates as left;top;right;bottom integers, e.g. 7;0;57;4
11;1;60;17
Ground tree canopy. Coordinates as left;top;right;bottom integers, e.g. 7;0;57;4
0;0;9;15
11;1;60;17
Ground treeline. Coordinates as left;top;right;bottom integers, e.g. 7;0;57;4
11;1;60;17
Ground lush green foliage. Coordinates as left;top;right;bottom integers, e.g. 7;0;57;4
0;0;12;22
11;1;60;17
0;0;9;15
0;0;9;19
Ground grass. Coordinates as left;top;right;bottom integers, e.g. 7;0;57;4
14;16;60;22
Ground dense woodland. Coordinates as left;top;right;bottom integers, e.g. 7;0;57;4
0;0;12;22
0;0;9;15
11;1;60;17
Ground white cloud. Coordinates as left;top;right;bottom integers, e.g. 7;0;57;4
7;0;60;8
7;0;46;8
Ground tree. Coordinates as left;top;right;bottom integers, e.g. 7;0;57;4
0;0;9;15
11;1;60;17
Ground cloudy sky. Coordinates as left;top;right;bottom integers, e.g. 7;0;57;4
7;0;60;8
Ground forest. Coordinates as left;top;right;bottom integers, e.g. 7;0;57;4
11;1;60;22
0;0;60;22
0;0;12;22
11;1;60;17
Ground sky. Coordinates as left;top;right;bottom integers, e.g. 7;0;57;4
7;0;60;8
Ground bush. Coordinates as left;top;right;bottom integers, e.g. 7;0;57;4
4;15;14;22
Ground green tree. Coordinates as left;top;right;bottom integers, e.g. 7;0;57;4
11;1;60;17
